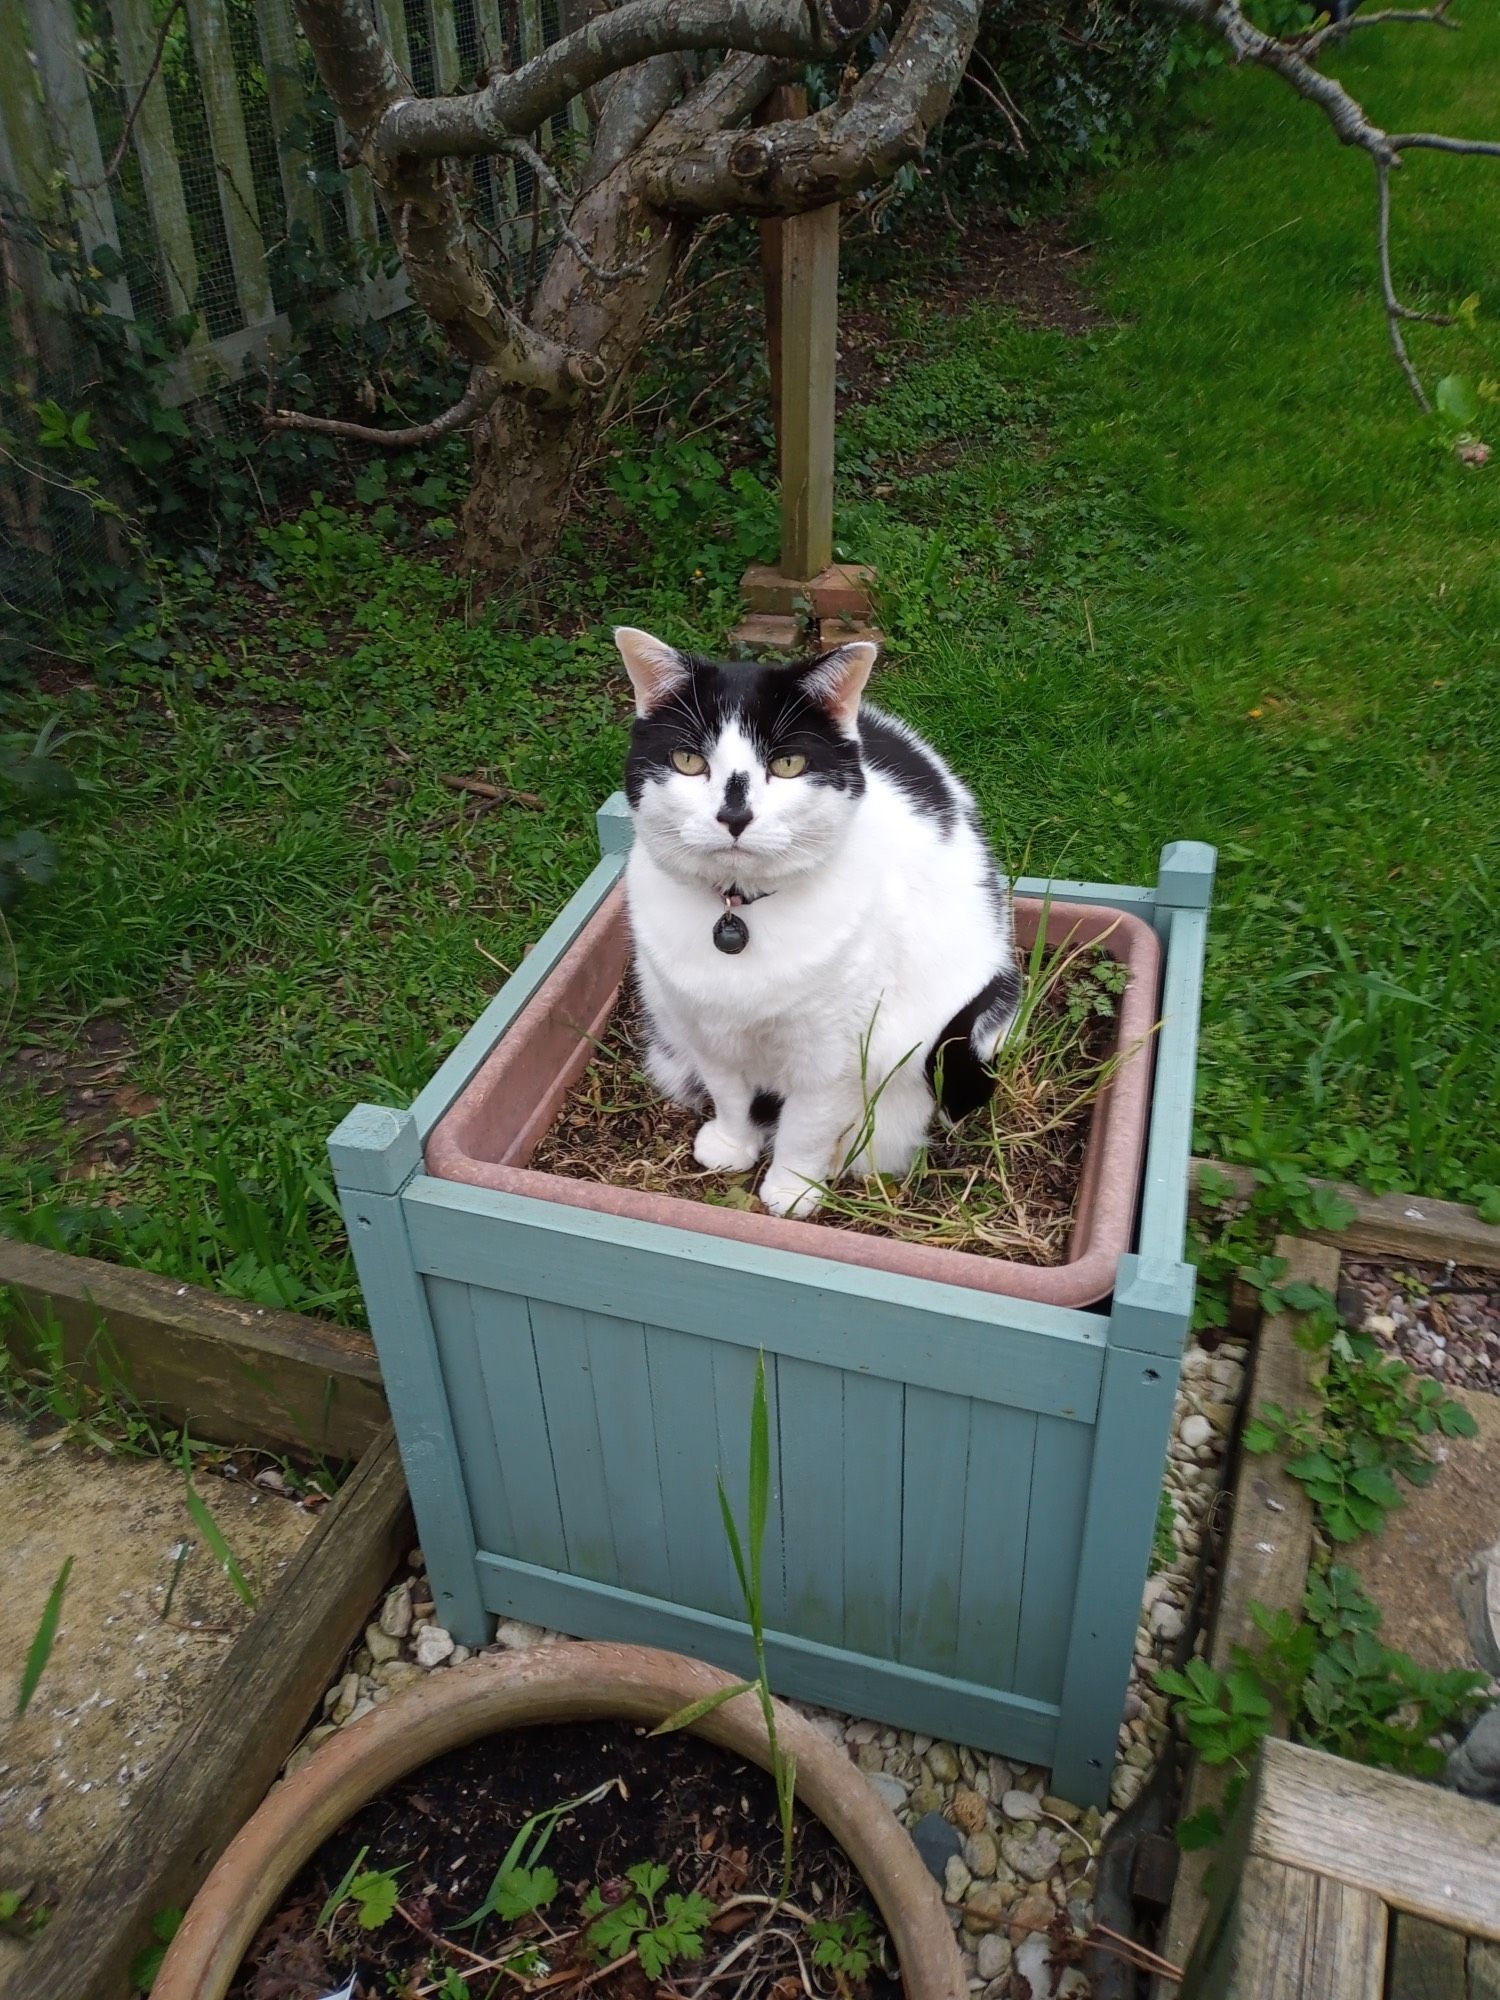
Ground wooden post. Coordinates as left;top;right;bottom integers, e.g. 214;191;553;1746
22;0;135;320
733;91;877;655
255;0;327;252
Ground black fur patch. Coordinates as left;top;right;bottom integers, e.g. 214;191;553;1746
858;710;957;830
625;651;866;804
925;963;1024;1120
750;1089;783;1128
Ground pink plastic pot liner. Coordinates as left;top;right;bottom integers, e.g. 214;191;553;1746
426;885;1162;1307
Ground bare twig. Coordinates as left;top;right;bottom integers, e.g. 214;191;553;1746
1376;161;1432;411
81;0;187;187
439;774;545;808
1298;0;1455;57
500;137;650;282
265;367;506;446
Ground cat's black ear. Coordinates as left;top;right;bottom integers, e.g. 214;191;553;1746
614;627;688;717
804;641;878;731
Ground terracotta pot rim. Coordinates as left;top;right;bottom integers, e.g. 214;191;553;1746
153;1641;968;2000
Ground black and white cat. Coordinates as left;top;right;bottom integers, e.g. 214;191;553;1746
615;628;1021;1218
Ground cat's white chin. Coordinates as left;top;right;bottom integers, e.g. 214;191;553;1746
759;1167;823;1219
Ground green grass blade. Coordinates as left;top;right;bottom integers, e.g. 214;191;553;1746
716;1473;752;1611
748;1352;769;1607
316;1843;369;1932
183;1481;256;1608
15;1555;73;1719
648;1681;757;1736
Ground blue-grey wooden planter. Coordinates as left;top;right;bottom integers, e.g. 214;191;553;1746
330;794;1214;1805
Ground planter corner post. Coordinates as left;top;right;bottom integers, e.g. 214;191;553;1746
329;1102;491;1648
596;790;634;857
1156;839;1217;912
1050;1254;1194;1806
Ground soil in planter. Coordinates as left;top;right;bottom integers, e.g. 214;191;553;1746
233;1717;902;2000
530;942;1133;1266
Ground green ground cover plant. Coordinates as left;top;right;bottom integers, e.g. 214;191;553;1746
1;15;1497;1313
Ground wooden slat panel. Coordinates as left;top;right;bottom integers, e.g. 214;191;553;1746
108;0;200;317
711;1341;786;1626
841;1371;903;1662
23;1428;412;2000
375;0;413;78
253;0;325;249
1010;1413;1092;1701
530;1300;620;1587
468;1285;568;1573
1386;1915;1470;2000
1253;1738;1500;1943
22;0;134;317
953;1403;1035;1691
898;1386;971;1676
185;0;274;327
475;1548;1063;1765
646;1322;738;1618
336;117;382;250
427;0;462;89
406;1182;1108;1422
1471;1940;1500;1999
585;1312;673;1603
1136;905;1207;1260
777;1356;845;1647
426;1275;515;1555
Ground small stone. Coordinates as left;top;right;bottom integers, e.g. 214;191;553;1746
1000;1830;1061;1883
944;1856;973;1905
1150;1601;1185;1643
345;1697;375;1726
1124;1741;1154;1770
856;1742;886;1775
373;1660;423;1692
364;1623;401;1665
379;1582;414;1639
927;1743;961;1784
1013;1931;1053;2000
976;1935;1012;1983
1179;1414;1213;1450
414;1625;455;1668
961;1883;1016;1934
847;1718;879;1745
909;1785;944;1819
1366;1312;1397;1337
352;1646;374;1676
493;1618;547;1650
1040;1795;1081;1827
912;1811;964;1884
1447;1705;1500;1800
981;1983;1008;2000
450;1644;471;1665
950;1787;988;1833
868;1772;910;1814
1000;1789;1041;1821
912;1733;933;1755
255;1467;288;1493
1007;1888;1056;1944
329;1672;361;1723
963;1831;1000;1879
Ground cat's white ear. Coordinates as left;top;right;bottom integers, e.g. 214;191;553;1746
614;627;687;717
806;641;878;731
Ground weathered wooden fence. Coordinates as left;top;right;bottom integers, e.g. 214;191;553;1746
0;0;582;624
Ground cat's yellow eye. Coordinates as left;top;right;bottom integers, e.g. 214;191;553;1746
670;748;707;775
770;752;808;779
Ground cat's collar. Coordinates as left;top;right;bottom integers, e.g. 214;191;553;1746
715;881;773;909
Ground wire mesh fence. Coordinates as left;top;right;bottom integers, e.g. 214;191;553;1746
1;0;581;642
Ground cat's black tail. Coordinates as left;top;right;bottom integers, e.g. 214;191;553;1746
925;960;1024;1121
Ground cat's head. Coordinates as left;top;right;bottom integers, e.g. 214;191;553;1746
614;628;878;888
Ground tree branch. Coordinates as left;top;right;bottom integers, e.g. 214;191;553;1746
1375;161;1431;412
641;0;981;215
266;366;508;445
373;0;880;160
1297;2;1455;58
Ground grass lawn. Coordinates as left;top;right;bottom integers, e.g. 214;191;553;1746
3;14;1499;1318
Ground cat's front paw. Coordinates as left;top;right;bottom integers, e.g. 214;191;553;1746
693;1118;762;1173
759;1165;823;1218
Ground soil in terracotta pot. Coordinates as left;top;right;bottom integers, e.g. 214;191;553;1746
232;1718;902;2000
530;944;1133;1266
